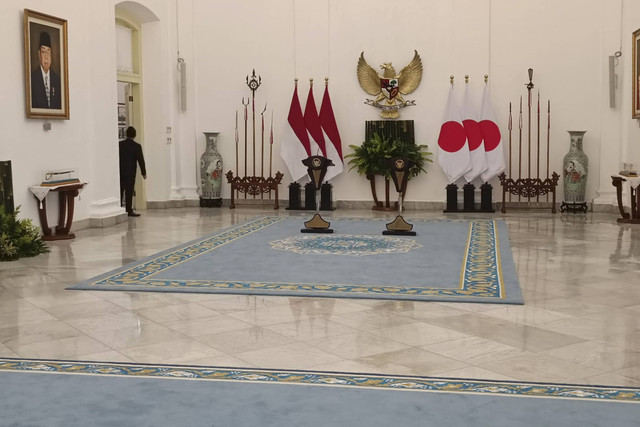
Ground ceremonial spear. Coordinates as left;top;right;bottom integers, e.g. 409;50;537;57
269;112;274;179
526;68;534;180
547;100;551;202
235;110;239;178
235;110;239;200
242;97;249;180
261;103;267;178
508;102;512;202
518;96;523;202
246;69;262;178
260;103;267;198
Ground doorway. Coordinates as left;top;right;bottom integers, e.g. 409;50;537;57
117;80;146;212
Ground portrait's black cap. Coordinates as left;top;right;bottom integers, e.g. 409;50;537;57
39;31;51;49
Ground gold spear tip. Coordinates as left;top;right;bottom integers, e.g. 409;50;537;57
325;77;329;85
450;75;454;84
294;78;298;85
484;74;488;83
465;75;469;83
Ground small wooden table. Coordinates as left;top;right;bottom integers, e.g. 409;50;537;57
611;175;640;224
30;183;86;240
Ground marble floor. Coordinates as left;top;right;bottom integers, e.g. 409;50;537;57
1;207;640;387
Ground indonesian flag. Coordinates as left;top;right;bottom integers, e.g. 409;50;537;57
319;82;344;181
280;83;311;182
479;83;505;182
437;85;471;183
303;84;326;157
462;84;488;183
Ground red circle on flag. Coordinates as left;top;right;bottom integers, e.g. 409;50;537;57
438;121;467;153
480;120;501;151
463;120;483;151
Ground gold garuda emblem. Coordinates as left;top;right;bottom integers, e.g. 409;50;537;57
357;50;422;119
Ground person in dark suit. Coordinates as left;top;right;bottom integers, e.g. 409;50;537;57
119;127;147;217
31;31;61;109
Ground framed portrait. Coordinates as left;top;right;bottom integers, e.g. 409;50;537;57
118;103;126;125
24;9;69;120
118;126;126;140
633;28;640;119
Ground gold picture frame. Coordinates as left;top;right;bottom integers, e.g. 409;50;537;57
633;28;640;119
24;9;69;119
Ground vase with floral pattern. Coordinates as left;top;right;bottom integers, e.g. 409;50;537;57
561;130;588;213
200;132;223;207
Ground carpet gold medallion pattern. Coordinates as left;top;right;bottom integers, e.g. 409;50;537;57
270;235;423;256
1;359;639;403
69;216;515;302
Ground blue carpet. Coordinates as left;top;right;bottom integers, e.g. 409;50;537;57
68;216;523;304
0;358;638;426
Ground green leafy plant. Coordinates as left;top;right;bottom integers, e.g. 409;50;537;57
0;206;49;261
344;132;433;179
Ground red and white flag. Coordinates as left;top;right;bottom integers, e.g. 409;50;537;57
479;83;505;182
303;84;326;157
462;84;488;183
319;82;344;181
437;85;471;183
280;83;311;182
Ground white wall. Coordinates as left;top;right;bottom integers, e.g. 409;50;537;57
2;0;639;228
188;0;640;204
1;0;120;225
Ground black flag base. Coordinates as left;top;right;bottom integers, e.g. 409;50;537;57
382;215;416;236
301;213;333;233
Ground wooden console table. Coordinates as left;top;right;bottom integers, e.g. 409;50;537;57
611;175;640;224
29;183;87;240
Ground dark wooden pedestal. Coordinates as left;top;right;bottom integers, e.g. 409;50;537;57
367;174;401;211
34;183;85;241
611;175;640;224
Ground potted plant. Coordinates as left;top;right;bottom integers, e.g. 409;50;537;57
345;132;432;210
0;206;49;261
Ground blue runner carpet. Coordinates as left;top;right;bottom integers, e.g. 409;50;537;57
1;358;638;426
68;216;523;304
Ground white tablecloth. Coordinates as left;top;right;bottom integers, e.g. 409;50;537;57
614;174;640;189
29;183;88;208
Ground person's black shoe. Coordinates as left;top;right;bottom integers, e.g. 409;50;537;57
128;212;141;217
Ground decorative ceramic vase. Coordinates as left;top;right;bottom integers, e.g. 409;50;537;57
562;130;588;206
200;132;223;207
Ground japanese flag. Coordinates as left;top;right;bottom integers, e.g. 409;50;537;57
462;84;488;183
479;83;505;182
437;85;471;183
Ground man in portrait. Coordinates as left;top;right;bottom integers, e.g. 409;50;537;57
31;31;61;109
